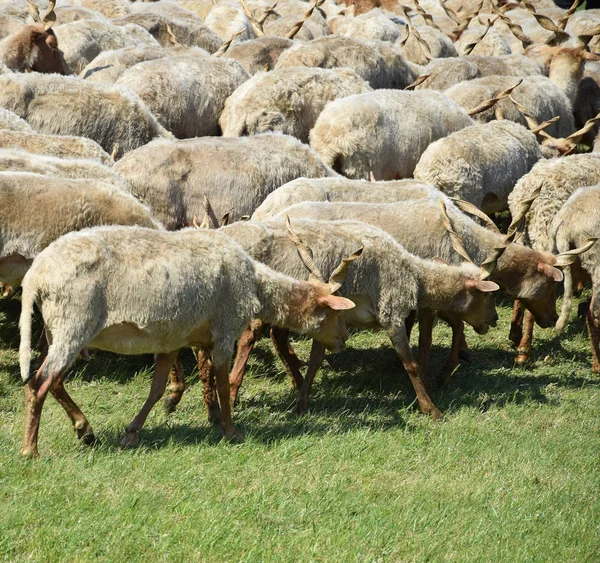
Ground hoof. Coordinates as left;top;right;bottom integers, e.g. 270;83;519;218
593;363;600;374
76;424;96;445
120;431;140;449
458;349;472;363
429;408;444;421
223;430;243;444
163;396;179;415
207;408;222;426
20;447;39;458
514;353;530;367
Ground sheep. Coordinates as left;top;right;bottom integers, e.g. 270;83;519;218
18;225;357;456
275;198;582;368
0;148;123;184
64;0;132;19
252;177;439;221
262;1;331;41
413;120;543;214
219;67;371;143
274;35;414;89
454;26;513;57
0;73;172;158
114;54;249;139
204;2;256;44
398;24;458;65
550;186;600;370
308;89;474;180
189;217;499;417
223;36;294;74
114;133;336;228
53;19;159;74
0;0;69;74
335;8;402;42
111;11;222;52
0;129;113;164
0;107;33;132
0;171;160;290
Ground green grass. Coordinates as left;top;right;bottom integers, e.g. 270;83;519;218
1;294;599;562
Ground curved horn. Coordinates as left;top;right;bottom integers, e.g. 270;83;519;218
439;0;461;26
286;0;323;40
328;247;364;293
400;8;433;61
467;79;522;117
285;215;325;282
554;238;599;267
240;0;266;37
491;5;533;48
463;18;497;56
413;0;442;31
214;28;245;56
508;95;558;138
27;0;41;23
449;198;500;232
439;201;474;263
558;0;581;30
506;183;542;240
404;73;431;90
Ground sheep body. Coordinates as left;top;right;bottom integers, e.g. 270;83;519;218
223;36;293;74
219;67;371;142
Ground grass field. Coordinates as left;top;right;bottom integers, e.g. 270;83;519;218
0;293;599;561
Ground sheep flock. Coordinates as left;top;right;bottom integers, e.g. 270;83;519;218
0;0;599;457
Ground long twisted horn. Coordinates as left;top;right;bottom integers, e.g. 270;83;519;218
400;8;433;61
439;201;474;264
404;73;431;90
558;0;581;31
285;215;325;282
214;28;245;56
490;5;533;48
328;247;364;293
286;0;323;40
463;18;498;55
413;0;442;31
467;79;522;117
449;198;500;233
240;0;266;37
554;238;599;267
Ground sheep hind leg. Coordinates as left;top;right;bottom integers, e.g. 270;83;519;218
438;312;466;388
50;378;95;445
509;300;524;347
387;325;443;420
213;351;240;441
196;347;221;425
270;327;305;390
164;355;185;414
229;322;264;406
121;350;180;448
417;309;435;394
515;311;534;366
295;340;326;415
585;303;600;374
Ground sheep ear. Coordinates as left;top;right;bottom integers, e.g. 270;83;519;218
465;279;499;293
317;295;355;311
537;262;563;282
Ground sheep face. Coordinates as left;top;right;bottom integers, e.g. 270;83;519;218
515;263;563;329
453;279;500;336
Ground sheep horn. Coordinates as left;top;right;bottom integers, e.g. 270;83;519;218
42;0;56;29
240;0;266;37
439;0;461;26
201;195;219;229
286;0;322;40
328;247;364;293
413;0;442;32
404;73;431;90
449;198;500;233
558;0;581;30
257;1;278;25
508;95;558;137
554;238;599;267
463;18;498;55
506;184;542;240
491;6;533;48
401;8;433;61
166;24;182;47
27;0;41;23
285;215;326;282
214;28;245;56
110;143;119;160
439;201;474;264
564;111;600;146
220;212;231;226
467;79;522;117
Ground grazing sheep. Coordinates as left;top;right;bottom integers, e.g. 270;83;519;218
414;120;543;213
309;89;474;180
112;11;222;52
200;218;499;415
275;35;414;89
454;26;513;57
223;36;293;74
204;2;256;44
0;73;172;158
0;172;160;290
115;54;249;138
0;148;123;184
550;186;600;370
114;134;336;228
219;67;371;142
252;177;438;221
0;107;33;131
18;225;356;456
0;129;113;163
53;19;159;74
277;199;577;368
507;153;600;364
398;24;458;65
0;0;69;74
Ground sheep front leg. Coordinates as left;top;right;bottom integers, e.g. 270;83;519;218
50;378;95;445
196;348;221;425
437;311;467;387
164;355;185;414
515;310;534;366
213;351;239;441
121;350;180;448
270;327;305;390
296;340;326;414
509;300;524;346
387;325;443;420
229;321;264;405
21;357;54;457
417;309;435;393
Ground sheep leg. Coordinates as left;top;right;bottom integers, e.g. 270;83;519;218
213;354;239;441
121;350;179;448
417;309;435;393
164;355;185;414
229;322;264;405
405;310;416;341
196;347;221;425
295;340;326;415
50;378;95;445
387;325;443;419
21;357;54;457
270;327;305;390
437;312;465;386
585;302;600;373
515;311;534;366
31;325;50;372
509;300;524;346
